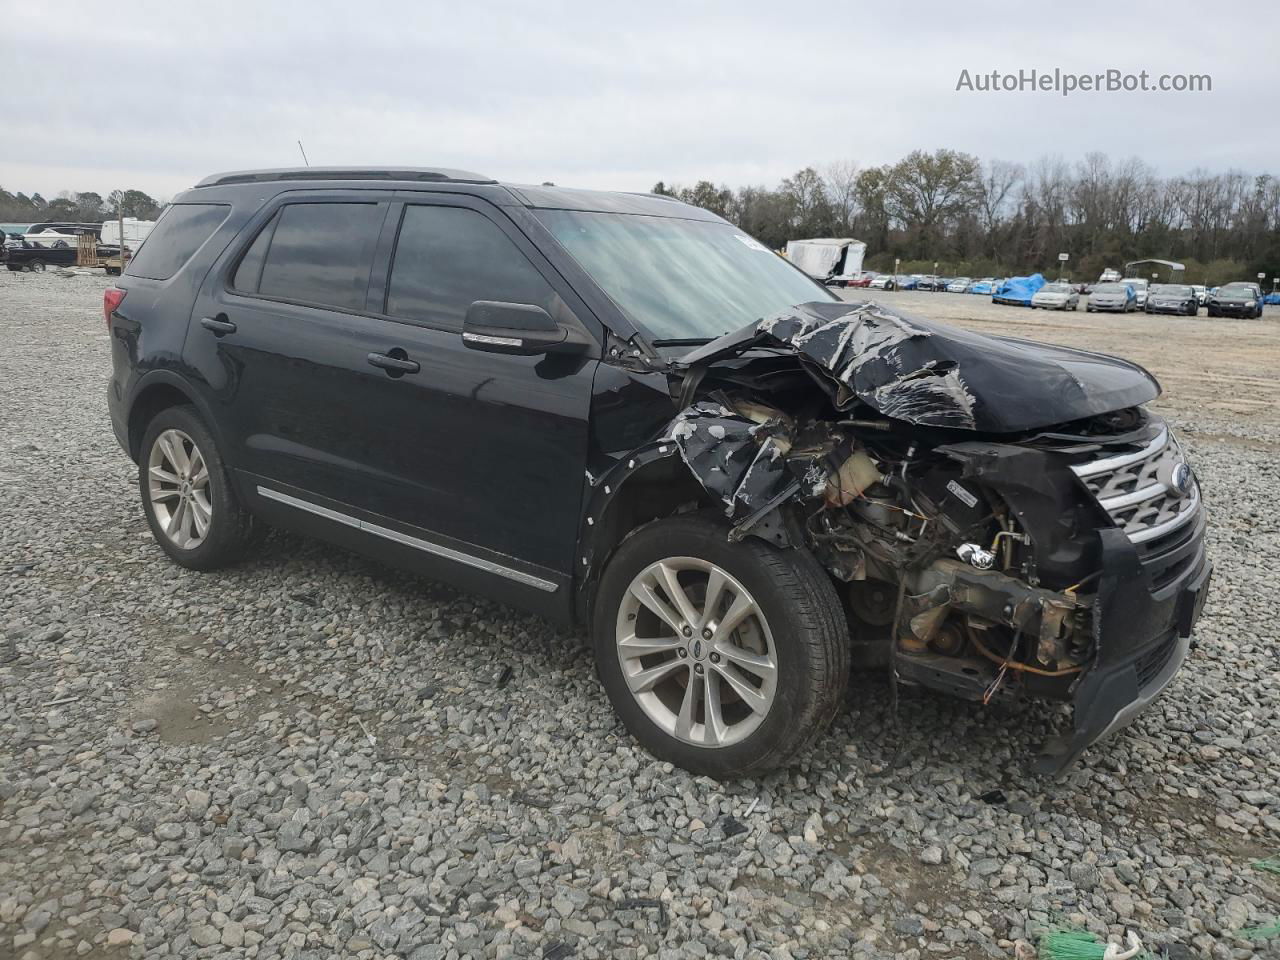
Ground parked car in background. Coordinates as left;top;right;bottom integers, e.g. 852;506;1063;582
1087;282;1138;313
1190;285;1207;307
1207;282;1264;318
1031;282;1080;310
104;166;1210;778
1119;278;1149;308
1145;284;1199;316
916;275;945;291
868;274;895;290
1098;268;1121;283
844;271;877;288
967;278;999;295
898;275;920;290
946;277;970;293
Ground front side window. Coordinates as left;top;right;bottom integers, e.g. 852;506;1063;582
385;205;557;329
125;203;228;280
254;202;383;311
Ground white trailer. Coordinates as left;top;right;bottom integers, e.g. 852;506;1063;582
785;238;866;281
100;217;156;252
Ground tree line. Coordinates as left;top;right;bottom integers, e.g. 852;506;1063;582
0;187;164;224
654;150;1280;286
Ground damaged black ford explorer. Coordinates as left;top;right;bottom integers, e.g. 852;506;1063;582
107;168;1211;779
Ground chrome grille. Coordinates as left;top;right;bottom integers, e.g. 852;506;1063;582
1070;427;1200;544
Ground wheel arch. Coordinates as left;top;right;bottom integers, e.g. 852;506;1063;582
125;372;225;463
575;446;715;624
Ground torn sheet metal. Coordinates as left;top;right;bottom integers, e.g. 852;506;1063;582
677;300;1160;434
664;401;795;517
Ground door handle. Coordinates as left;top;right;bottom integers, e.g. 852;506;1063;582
367;351;420;375
200;316;237;336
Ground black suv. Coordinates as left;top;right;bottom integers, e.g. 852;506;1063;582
107;168;1210;778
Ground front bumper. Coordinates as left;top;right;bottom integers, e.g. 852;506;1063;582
1089;301;1129;311
1209;302;1256;316
1147;302;1195;314
1032;517;1211;775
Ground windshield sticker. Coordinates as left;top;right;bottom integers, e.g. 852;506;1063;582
734;235;770;253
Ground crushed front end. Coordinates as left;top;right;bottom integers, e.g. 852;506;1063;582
659;300;1210;774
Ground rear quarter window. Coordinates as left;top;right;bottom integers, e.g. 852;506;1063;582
125;204;230;280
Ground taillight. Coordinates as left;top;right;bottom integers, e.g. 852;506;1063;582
104;287;126;327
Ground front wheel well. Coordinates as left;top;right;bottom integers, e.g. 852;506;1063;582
577;455;713;622
127;383;195;461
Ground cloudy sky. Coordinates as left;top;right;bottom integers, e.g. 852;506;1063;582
3;0;1274;201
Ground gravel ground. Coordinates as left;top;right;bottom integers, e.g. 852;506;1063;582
1;269;1278;960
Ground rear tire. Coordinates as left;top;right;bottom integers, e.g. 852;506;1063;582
138;405;260;571
592;514;849;779
27;260;46;273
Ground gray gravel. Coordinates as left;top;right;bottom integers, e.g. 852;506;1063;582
1;269;1278;959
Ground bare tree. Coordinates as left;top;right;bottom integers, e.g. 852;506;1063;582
821;160;861;236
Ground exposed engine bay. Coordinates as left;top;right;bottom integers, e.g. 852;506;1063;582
638;300;1210;773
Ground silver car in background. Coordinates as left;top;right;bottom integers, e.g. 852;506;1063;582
1087;282;1139;313
1031;282;1080;310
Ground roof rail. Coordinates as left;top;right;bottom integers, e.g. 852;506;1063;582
624;191;683;203
194;167;496;188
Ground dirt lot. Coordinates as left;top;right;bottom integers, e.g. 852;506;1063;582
1;271;1278;960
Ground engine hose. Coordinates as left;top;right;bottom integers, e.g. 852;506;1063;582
965;625;1083;677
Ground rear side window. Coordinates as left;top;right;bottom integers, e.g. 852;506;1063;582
254;202;383;312
386;205;556;329
126;204;229;280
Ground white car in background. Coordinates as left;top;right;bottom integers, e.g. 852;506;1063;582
868;274;895;290
1120;278;1150;307
946;277;971;293
1031;282;1081;310
1190;284;1207;307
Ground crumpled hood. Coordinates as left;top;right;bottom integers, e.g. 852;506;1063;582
676;300;1160;433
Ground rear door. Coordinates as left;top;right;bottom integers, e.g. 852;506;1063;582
186;191;397;503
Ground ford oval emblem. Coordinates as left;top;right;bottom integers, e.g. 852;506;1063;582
1170;463;1193;497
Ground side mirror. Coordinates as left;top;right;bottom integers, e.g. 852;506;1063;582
461;301;589;356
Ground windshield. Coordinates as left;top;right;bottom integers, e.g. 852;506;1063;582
1041;284;1070;293
534;210;832;341
1094;283;1126;293
1219;283;1254;296
1121;278;1148;288
1151;284;1192;296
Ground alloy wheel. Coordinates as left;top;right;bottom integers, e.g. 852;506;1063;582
615;557;778;747
147;428;212;549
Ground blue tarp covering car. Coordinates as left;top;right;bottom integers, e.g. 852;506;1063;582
992;273;1045;306
1264;292;1280;305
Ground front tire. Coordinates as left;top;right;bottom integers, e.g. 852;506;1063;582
138;405;260;570
592;514;849;779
